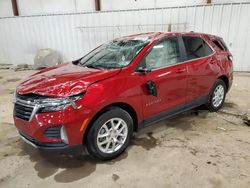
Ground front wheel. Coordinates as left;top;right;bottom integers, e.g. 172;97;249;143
206;79;227;112
86;107;133;160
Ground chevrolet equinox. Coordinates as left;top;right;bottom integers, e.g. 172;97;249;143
13;32;233;160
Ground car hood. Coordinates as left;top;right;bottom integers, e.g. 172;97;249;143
16;63;121;97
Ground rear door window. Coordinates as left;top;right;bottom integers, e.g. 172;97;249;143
182;36;213;60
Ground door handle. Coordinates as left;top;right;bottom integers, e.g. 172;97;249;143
176;68;187;73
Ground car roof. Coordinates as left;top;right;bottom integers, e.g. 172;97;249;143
115;32;163;42
179;32;221;39
115;32;221;42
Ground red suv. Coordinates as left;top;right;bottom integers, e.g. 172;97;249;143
13;32;233;160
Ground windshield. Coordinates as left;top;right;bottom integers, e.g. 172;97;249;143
78;40;148;69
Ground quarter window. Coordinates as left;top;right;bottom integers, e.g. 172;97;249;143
212;39;225;51
218;38;228;51
211;38;228;51
183;36;213;60
141;37;181;70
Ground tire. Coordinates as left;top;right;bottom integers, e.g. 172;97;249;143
206;79;227;112
86;107;133;160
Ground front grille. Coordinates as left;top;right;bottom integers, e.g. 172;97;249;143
14;103;33;121
14;93;47;121
14;93;37;121
44;126;62;139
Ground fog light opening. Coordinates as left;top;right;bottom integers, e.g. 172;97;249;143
60;126;69;144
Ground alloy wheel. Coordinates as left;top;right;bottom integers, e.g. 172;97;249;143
97;118;128;154
212;85;225;107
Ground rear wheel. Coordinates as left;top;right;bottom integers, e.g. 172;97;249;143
86;107;133;160
206;79;226;112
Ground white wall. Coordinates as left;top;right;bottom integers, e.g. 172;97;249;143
101;0;250;11
1;3;250;71
0;0;13;17
213;0;250;3
17;0;95;15
101;0;207;10
3;0;250;16
76;0;95;12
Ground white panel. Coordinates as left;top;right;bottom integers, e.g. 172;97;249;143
101;0;155;10
17;0;43;15
17;0;94;15
101;0;208;10
42;0;75;13
156;0;206;7
76;0;95;12
1;3;250;71
0;0;13;16
213;0;250;3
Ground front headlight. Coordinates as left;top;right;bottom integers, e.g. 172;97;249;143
39;93;84;113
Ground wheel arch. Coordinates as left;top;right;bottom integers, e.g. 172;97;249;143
83;102;139;144
217;75;229;92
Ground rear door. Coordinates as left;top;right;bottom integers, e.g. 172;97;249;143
181;35;217;102
138;36;188;119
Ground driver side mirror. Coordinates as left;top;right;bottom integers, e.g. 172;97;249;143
136;56;151;74
136;67;151;74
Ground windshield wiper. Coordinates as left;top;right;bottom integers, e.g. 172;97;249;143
85;65;103;70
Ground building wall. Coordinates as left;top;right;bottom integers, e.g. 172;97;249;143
100;0;250;10
213;0;250;3
0;0;13;17
1;1;250;71
101;0;206;10
16;0;95;15
2;0;250;16
0;3;250;71
76;0;95;12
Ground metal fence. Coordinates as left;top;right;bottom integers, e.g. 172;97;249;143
0;3;250;71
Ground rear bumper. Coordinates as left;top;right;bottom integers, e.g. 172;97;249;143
19;131;83;155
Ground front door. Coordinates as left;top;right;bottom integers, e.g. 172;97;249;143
138;36;188;119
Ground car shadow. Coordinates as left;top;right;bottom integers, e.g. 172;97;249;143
13;141;129;183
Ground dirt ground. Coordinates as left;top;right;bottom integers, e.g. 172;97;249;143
0;69;250;188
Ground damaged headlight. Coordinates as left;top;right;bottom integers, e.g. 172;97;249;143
38;93;84;113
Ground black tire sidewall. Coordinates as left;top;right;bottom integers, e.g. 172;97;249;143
86;108;133;160
208;79;227;111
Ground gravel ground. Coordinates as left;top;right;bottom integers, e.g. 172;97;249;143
0;69;250;188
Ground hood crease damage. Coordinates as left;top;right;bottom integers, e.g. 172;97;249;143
16;63;121;97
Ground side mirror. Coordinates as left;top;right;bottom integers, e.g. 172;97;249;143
136;67;151;74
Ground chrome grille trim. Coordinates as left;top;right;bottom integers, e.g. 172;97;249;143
15;99;36;108
14;94;39;122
